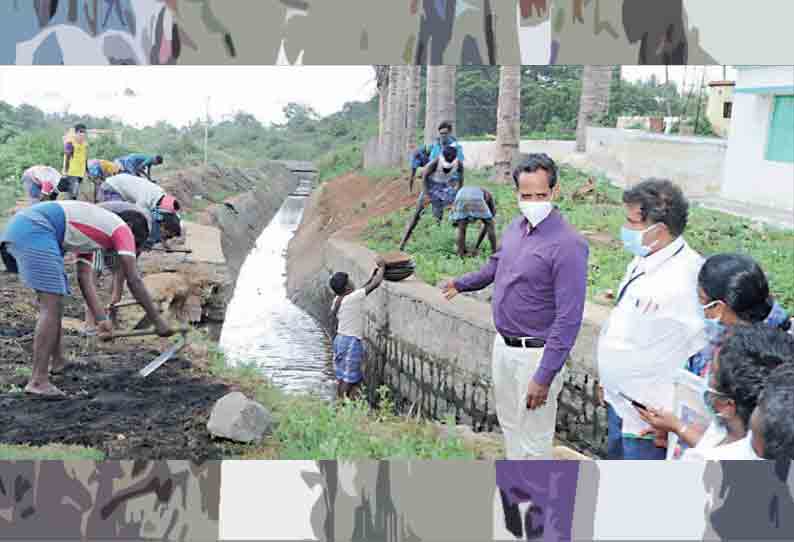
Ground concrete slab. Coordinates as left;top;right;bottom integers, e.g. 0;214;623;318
182;221;227;265
693;196;794;230
273;160;318;173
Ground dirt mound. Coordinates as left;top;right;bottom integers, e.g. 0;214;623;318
286;172;415;327
0;350;230;461
316;173;416;240
0;272;237;460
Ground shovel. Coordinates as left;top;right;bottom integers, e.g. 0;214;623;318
138;333;188;377
110;327;189;340
150;247;193;254
101;327;189;377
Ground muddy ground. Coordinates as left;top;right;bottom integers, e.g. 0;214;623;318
0;164;298;459
0;271;243;460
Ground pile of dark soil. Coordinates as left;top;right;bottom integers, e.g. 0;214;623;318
0;272;236;460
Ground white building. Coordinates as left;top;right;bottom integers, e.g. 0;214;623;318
721;66;794;212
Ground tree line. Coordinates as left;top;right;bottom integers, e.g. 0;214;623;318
0;66;716;186
374;65;716;181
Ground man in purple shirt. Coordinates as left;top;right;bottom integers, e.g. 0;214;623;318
442;153;589;459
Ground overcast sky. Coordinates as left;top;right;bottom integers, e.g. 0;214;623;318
0;65;735;128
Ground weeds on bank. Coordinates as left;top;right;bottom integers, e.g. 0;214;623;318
272;385;474;460
190;331;474;459
362;166;794;308
0;179;22;230
317;144;363;183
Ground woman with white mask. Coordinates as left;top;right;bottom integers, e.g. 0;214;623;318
691;254;790;378
636;254;791;452
640;325;792;460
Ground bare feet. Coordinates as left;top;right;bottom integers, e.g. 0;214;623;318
24;381;66;397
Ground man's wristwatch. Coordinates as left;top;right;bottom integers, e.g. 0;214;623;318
96;314;109;322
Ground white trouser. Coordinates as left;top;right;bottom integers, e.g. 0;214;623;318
492;335;564;459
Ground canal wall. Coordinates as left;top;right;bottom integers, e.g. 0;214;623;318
289;227;611;457
132;163;302;332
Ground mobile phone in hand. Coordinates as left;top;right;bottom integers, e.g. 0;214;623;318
619;391;648;411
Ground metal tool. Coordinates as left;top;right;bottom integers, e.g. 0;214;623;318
109;299;142;309
150;247;193;254
107;328;163;339
108;299;141;325
133;312;154;330
139;333;188;377
108;326;189;340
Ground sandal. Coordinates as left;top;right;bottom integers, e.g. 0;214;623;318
24;382;67;399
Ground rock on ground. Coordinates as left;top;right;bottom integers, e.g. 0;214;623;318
207;392;273;444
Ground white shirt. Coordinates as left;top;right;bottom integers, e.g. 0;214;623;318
680;420;728;461
686;433;761;461
598;237;707;436
333;289;367;339
24;166;61;189
105;173;165;212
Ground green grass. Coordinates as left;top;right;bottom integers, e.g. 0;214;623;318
14;366;32;378
522;131;577;141
0;444;105;460
460;131;576;141
181;189;239;222
270;387;474;460
363;166;794;308
192;332;475;459
0;179;21;231
317;143;364;183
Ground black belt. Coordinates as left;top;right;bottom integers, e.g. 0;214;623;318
501;335;545;349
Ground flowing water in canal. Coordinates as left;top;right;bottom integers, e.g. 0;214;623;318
220;184;336;400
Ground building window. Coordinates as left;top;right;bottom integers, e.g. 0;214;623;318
723;102;732;119
766;95;794;163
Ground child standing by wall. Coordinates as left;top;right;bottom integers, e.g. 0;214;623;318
328;257;386;400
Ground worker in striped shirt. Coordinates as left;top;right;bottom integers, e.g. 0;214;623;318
81;201;153;335
0;201;174;397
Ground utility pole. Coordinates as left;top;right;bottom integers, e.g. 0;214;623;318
694;68;706;134
204;97;210;166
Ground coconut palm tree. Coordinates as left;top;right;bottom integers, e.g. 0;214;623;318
575;65;614;153
405;66;422;155
495;66;521;183
438;66;457;134
424;65;441;144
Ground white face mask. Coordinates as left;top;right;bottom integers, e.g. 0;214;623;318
518;201;553;227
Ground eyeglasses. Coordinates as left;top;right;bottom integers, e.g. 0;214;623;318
704;386;732;402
